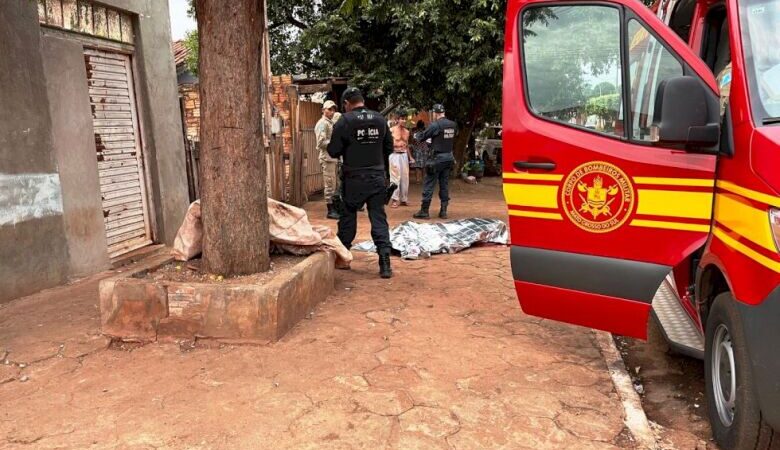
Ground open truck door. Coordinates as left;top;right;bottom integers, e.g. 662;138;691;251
503;0;721;339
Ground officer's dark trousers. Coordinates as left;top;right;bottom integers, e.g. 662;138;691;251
338;171;391;254
422;154;455;203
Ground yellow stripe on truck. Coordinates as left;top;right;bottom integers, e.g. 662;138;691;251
503;183;559;210
630;219;711;233
715;194;777;252
714;227;780;273
717;181;780;208
633;177;715;187
636;189;713;220
503;173;564;182
508;210;563;220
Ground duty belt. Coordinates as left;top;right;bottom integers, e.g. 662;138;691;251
342;164;385;175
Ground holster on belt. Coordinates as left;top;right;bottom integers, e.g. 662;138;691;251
332;163;346;214
385;183;398;205
332;193;346;215
341;164;385;176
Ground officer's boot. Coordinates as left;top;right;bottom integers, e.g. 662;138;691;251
413;202;431;220
326;203;340;220
439;202;449;220
378;250;393;279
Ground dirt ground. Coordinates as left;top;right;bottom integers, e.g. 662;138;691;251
2;178;637;449
617;323;718;450
147;256;301;284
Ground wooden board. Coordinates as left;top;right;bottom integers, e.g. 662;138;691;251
85;49;152;258
38;0;134;44
299;102;325;196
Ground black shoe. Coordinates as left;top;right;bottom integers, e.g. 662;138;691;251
327;203;340;220
379;253;393;279
413;202;431;220
439;202;449;219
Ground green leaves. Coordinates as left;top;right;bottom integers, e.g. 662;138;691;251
186;0;507;136
302;0;508;127
585;93;621;118
183;30;199;76
340;0;372;16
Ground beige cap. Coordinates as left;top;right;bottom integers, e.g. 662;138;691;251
323;100;337;110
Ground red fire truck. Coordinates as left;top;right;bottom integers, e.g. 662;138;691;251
503;0;779;447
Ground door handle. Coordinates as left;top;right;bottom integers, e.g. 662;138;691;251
514;161;556;171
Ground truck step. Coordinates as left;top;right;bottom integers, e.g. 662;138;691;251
652;279;705;359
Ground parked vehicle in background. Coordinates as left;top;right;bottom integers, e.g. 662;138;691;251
502;0;780;448
477;125;503;176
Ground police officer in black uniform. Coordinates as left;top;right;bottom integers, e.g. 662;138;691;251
328;88;394;279
413;104;457;219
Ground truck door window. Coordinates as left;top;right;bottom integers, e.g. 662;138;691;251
522;6;624;137
628;19;684;142
701;6;730;75
668;0;697;43
740;0;780;123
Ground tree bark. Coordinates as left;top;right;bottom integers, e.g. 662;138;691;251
453;96;485;171
197;0;270;276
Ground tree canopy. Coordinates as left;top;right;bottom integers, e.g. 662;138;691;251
306;0;507;100
185;0;321;76
304;0;508;159
187;0;507;161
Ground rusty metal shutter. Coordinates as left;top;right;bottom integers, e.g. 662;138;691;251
85;49;152;258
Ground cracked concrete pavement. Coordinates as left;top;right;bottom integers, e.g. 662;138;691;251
0;179;639;449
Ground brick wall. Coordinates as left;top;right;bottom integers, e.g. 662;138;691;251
271;75;293;154
179;76;292;152
180;84;200;141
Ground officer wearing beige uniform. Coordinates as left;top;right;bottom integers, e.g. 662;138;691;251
316;100;341;219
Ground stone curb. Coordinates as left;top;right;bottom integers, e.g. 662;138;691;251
594;330;660;450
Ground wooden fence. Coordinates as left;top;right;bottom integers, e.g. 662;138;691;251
180;85;322;207
299;101;324;197
181;135;287;204
287;86;325;206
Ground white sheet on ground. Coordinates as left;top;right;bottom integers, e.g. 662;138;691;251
172;200;352;269
353;218;508;260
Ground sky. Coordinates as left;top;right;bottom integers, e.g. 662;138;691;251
169;0;196;41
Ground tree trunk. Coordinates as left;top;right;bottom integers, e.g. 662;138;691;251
197;0;270;276
453;97;485;172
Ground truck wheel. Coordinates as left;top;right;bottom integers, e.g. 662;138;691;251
705;293;779;450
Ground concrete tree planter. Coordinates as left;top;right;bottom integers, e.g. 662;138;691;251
99;252;335;344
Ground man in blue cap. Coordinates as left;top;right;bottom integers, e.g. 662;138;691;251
413;104;457;219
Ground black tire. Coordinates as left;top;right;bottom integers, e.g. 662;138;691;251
704;292;779;450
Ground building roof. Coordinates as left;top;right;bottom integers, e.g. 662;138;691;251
172;40;188;68
291;76;350;85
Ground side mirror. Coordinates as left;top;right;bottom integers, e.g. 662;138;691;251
651;76;720;152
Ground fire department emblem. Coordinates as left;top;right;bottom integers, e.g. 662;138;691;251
561;162;635;233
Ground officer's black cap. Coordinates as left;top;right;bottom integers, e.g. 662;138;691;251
343;87;364;103
432;104;446;113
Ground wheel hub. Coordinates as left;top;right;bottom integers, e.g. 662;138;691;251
712;324;736;427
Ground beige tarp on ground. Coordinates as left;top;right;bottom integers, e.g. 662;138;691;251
172;200;352;269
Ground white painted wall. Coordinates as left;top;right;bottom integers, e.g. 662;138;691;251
0;173;64;226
